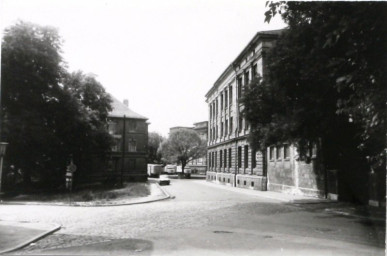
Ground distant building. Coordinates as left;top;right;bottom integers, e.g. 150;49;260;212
107;97;149;181
169;121;208;174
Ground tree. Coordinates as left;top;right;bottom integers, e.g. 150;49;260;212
1;21;113;188
243;2;386;202
148;132;165;164
158;129;206;174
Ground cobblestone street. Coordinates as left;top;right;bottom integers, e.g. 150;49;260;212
1;178;385;255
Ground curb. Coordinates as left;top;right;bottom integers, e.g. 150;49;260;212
0;183;174;207
0;224;61;255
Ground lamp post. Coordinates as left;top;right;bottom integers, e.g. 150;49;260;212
0;142;8;193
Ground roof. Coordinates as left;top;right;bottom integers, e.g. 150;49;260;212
205;29;284;98
109;95;148;120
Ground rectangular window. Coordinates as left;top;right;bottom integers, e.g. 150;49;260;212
269;146;275;161
215;151;217;167
230;117;233;134
128;120;137;131
221;122;223;137
216;125;218;138
225;119;228;135
228;148;232;167
244;119;248;130
210;105;212;120
221;93;223;110
237;76;243;98
238;146;242;168
244;71;250;86
224;149;227;168
253;63;258;77
208;153;211;167
212;152;215;167
229;86;233;106
108;122;117;135
216;99;218;116
128;140;137;152
244;145;249;168
276;146;282;160
239;116;243;131
225;90;228;108
284;144;290;159
220;150;223;168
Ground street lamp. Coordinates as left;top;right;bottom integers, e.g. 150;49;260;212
0;142;8;193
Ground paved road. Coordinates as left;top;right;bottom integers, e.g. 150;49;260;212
2;178;385;255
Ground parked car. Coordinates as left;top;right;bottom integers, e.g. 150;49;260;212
164;164;177;174
158;175;170;185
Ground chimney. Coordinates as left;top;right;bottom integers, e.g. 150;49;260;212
123;99;129;107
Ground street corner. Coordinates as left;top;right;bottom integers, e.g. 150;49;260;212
0;220;61;254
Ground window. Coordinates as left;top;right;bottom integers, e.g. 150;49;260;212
210;105;212;120
229;86;233;106
212;152;215;167
269;146;275;161
108;122;117;135
237;76;243;98
128;120;137;131
284;144;290;159
221;122;223;137
238;147;242;168
220;150;223;168
225;119;228;135
216;99;218;116
244;145;249;168
244;71;250;86
224;149;227;168
128;139;137;152
244;119;248;130
239;116;243;131
230;117;233;134
208;153;211;167
276;146;282;160
225;90;228;108
112;139;120;152
228;148;232;167
253;63;258;77
216;125;218;138
221;93;223;110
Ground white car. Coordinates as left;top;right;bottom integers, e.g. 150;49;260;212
158;175;170;185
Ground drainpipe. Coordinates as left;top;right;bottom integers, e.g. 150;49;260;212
233;66;239;187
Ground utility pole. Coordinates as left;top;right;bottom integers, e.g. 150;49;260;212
121;115;126;187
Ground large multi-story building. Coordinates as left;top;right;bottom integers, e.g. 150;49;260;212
205;29;330;198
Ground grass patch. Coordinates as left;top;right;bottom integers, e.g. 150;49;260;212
10;182;152;204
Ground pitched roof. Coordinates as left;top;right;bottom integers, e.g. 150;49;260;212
109;95;148;120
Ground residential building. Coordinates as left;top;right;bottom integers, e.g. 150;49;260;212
205;29;330;198
107;97;149;181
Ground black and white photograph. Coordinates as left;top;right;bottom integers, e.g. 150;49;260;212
0;1;385;255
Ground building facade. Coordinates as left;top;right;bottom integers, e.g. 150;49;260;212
205;29;329;198
107;97;149;181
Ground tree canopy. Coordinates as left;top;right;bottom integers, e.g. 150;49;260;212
244;2;386;169
1;21;113;188
148;132;165;164
158;129;206;173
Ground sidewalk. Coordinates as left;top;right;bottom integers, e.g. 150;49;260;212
0;220;61;254
198;180;386;221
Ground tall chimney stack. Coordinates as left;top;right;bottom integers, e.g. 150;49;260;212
123;99;129;107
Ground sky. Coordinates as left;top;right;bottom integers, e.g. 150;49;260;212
1;0;286;136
